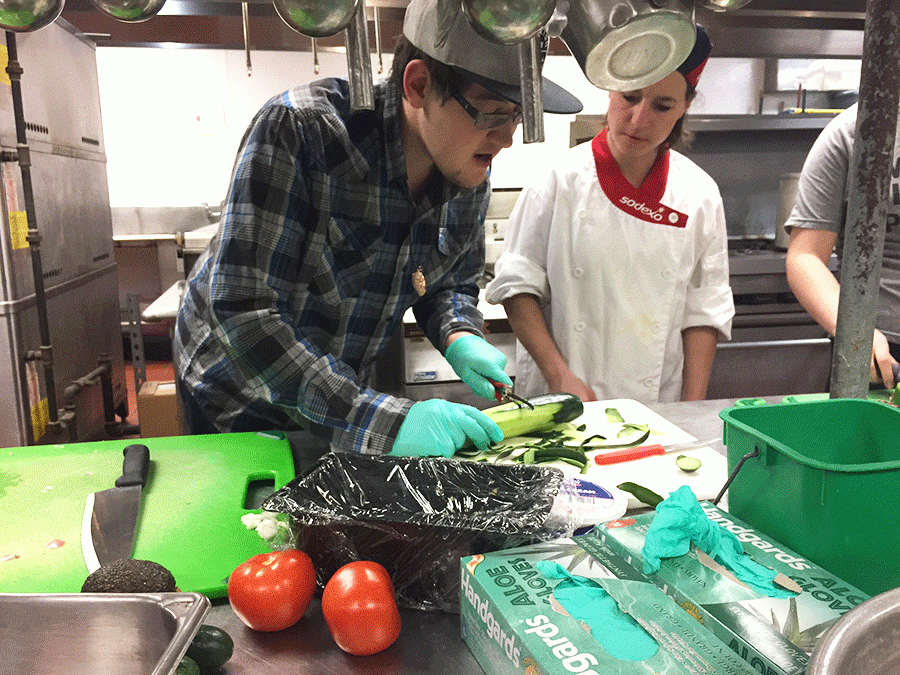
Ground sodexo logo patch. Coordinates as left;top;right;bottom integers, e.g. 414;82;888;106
618;195;687;228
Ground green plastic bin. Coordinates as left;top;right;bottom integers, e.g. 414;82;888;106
720;398;900;596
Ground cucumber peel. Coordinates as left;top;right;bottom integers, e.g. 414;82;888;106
617;481;664;508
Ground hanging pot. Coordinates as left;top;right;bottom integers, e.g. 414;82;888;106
272;0;359;38
560;0;696;91
698;0;751;10
0;0;64;32
461;0;558;45
88;0;166;22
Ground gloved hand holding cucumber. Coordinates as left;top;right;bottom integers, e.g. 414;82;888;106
390;333;585;458
390;333;511;458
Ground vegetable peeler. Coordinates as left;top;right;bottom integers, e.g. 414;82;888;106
488;379;534;410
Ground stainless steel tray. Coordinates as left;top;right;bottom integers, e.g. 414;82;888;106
0;592;210;675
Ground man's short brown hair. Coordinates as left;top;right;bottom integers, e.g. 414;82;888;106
388;34;469;103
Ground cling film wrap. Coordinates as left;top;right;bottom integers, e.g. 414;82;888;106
261;451;577;612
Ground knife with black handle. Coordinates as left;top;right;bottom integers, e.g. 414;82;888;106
81;444;151;573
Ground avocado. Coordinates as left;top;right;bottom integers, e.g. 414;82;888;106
81;558;177;593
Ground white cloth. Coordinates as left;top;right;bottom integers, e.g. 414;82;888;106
485;133;734;403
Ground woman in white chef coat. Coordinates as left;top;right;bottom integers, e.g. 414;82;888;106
485;25;734;403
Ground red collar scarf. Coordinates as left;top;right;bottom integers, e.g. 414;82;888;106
592;128;687;228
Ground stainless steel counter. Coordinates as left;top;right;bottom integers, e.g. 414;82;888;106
202;396;773;674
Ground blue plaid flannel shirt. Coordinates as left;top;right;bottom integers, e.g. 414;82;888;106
174;78;489;453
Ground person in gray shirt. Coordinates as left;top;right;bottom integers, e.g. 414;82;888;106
785;103;900;388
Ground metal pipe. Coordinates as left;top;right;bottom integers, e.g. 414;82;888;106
4;31;60;433
830;0;900;399
373;4;383;75
312;37;319;75
242;2;252;76
518;35;545;144
345;0;374;111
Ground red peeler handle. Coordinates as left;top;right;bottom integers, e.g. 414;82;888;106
594;444;666;465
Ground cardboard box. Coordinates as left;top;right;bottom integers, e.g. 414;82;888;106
137;381;186;438
591;502;870;675
461;539;759;675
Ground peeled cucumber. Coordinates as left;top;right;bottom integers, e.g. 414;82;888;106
483;393;584;440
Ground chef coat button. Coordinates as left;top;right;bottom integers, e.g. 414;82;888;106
661;270;673;280
573;267;584;279
643;378;654;388
575;321;586;332
577;210;586;221
652;323;660;334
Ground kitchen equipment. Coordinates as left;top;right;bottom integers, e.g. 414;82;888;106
0;0;63;31
345;0;374;110
775;172;800;250
272;0;359;37
462;0;557;44
88;0;167;22
272;0;373;110
0;21;127;447
488;378;534;409
560;0;696;90
698;0;751;10
0;431;295;597
720;398;900;596
809;586;900;675
82;443;150;573
593;437;718;465
0;592;210;675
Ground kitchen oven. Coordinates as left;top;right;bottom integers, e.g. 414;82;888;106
706;241;833;399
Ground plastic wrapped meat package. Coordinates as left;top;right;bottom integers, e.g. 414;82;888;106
261;451;577;612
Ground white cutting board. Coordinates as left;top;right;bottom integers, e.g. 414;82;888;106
500;398;728;511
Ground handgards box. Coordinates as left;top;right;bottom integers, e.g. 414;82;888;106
591;502;870;675
461;539;759;675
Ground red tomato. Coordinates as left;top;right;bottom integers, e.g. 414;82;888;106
228;549;316;632
321;561;402;656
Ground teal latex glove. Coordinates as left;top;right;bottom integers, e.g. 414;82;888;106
390;399;503;457
642;486;795;598
444;334;512;399
536;561;659;661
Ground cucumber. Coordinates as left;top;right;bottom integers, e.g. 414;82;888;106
185;625;233;672
675;454;702;473
483;393;584;440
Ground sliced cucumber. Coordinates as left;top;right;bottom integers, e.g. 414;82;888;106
483;393;584;440
675;454;702;473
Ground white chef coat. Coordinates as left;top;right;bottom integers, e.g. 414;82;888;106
485;130;734;403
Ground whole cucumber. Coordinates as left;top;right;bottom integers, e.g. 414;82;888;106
483;393;584;440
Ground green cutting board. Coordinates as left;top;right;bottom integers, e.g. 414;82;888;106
0;431;294;598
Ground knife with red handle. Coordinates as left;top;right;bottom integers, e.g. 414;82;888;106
593;438;718;465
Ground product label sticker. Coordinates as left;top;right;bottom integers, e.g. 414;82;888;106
1;162;26;249
27;360;48;441
0;46;8;86
9;210;27;249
